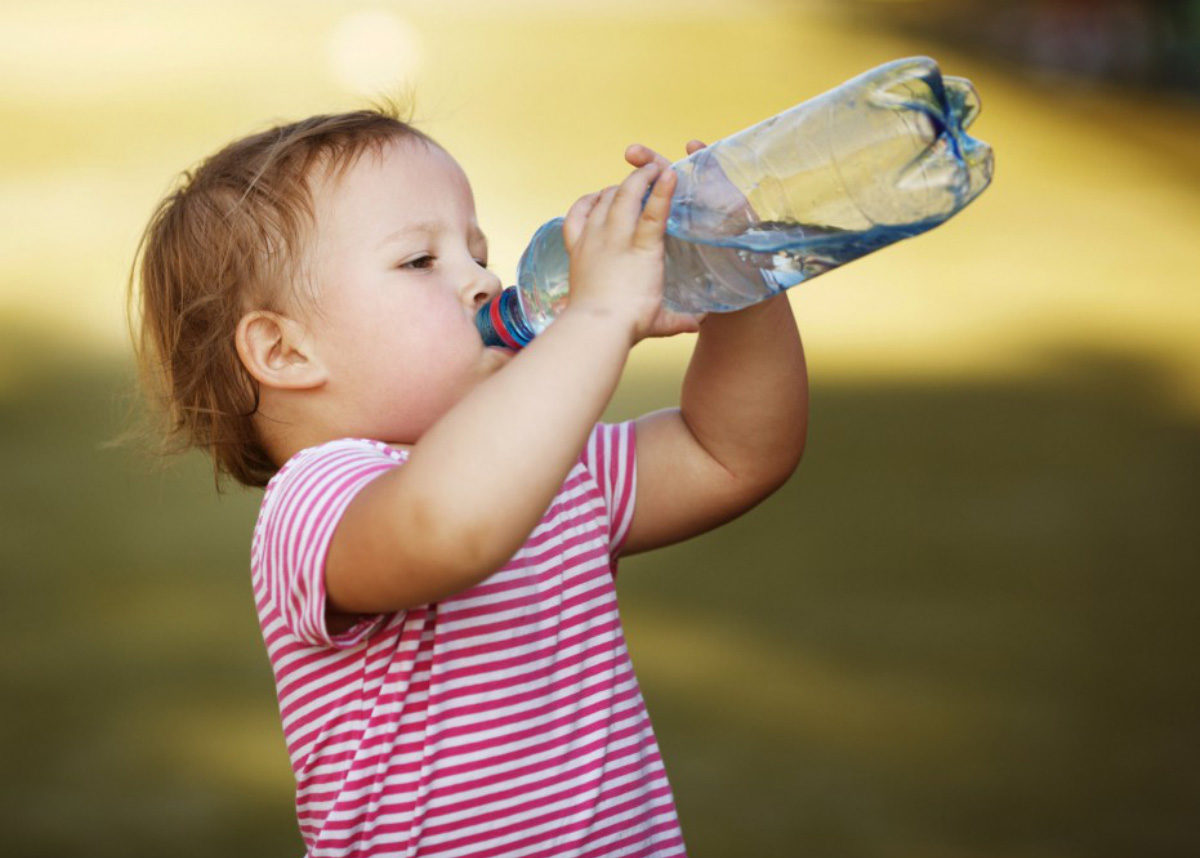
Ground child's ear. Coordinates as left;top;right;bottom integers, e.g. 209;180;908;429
235;310;327;390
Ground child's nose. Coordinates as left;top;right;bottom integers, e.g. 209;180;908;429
467;268;503;310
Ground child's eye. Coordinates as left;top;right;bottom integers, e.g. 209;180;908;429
475;259;489;269
399;255;435;270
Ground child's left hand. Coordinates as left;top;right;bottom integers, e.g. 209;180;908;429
562;162;693;343
616;139;713;340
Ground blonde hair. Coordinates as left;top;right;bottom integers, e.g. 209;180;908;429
128;102;435;489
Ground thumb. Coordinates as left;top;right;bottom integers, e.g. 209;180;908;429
642;308;707;339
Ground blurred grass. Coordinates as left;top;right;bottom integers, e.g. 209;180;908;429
1;340;1196;857
616;351;1200;858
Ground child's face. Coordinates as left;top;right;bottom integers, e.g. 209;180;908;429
304;137;508;442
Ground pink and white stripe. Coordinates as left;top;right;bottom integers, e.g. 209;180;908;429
251;422;687;857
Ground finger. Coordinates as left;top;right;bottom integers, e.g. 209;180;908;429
624;143;651;167
685;139;707;155
588;184;621;227
563;191;603;250
607;162;661;228
632;165;677;249
625;143;672;172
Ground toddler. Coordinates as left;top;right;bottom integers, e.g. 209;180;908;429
131;106;808;857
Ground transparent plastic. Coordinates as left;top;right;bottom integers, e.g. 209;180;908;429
476;56;994;349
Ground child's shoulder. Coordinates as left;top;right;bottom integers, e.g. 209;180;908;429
253;438;411;557
263;437;409;501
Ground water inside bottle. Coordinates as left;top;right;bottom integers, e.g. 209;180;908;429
662;216;946;313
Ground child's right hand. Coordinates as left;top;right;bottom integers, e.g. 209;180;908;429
561;160;704;343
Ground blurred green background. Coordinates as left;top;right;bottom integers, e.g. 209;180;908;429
2;1;1198;856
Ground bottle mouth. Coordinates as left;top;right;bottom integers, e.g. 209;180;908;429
475;286;534;350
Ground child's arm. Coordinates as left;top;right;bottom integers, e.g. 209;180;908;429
624;295;808;554
324;161;696;616
619;143;809;555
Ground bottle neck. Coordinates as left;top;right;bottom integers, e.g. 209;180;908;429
474;286;535;349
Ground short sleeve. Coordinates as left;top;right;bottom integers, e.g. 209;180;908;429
580;421;638;557
251;439;404;648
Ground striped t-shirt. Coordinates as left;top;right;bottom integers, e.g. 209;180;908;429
250;421;687;857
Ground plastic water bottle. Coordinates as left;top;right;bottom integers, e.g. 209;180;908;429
476;56;994;349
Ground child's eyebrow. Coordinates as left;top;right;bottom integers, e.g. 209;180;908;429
376;221;489;250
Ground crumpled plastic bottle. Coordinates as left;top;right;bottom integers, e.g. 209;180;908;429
477;56;994;349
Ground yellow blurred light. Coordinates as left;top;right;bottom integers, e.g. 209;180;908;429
326;9;423;96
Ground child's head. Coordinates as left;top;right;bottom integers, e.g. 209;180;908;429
131;106;506;488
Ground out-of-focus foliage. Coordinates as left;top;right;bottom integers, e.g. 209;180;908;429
843;0;1200;92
